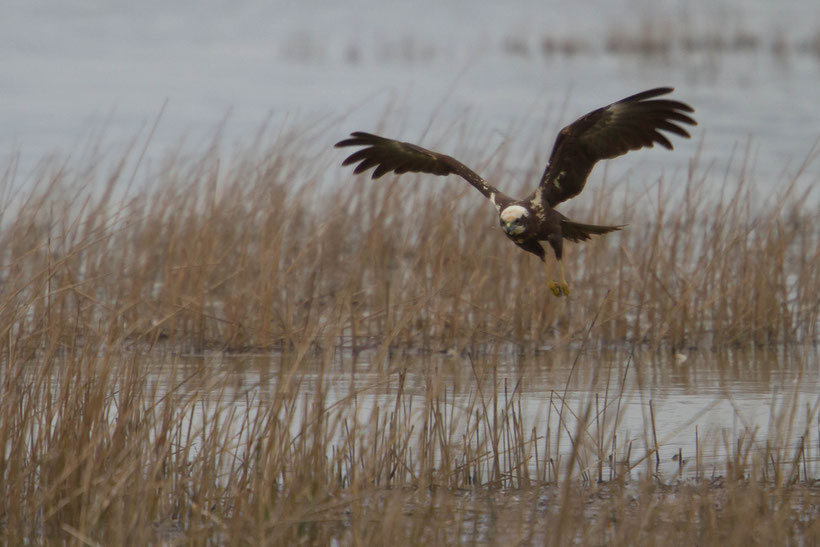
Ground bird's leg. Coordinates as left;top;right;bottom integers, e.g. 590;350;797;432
545;259;558;296
556;259;570;296
547;272;561;298
548;260;571;297
545;235;570;297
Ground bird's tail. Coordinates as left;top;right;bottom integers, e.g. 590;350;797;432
561;219;624;242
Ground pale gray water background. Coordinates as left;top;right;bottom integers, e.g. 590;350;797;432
3;0;820;193
5;0;820;478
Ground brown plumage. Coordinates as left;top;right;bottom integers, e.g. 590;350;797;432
336;87;696;296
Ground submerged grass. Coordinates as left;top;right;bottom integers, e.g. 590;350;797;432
0;120;818;543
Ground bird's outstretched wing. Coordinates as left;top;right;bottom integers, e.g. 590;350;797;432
335;132;510;207
536;87;696;208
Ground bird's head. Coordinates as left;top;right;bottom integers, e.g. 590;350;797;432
499;205;529;237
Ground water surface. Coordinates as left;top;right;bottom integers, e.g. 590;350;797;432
158;347;820;481
3;0;820;193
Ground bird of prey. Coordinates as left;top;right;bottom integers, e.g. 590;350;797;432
336;87;696;296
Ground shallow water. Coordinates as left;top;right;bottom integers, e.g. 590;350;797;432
157;347;820;481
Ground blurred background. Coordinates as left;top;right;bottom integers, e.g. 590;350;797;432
3;0;820;191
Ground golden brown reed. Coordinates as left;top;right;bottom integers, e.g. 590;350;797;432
5;127;816;355
0;123;818;543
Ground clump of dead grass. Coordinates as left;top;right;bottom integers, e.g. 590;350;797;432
4;119;816;355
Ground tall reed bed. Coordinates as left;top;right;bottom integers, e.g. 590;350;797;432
2;122;815;355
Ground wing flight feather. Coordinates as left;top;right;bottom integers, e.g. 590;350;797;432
336;132;509;206
536;87;697;208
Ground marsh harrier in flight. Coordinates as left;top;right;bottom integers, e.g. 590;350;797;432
336;87;696;296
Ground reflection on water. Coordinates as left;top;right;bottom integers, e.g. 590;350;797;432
156;346;819;480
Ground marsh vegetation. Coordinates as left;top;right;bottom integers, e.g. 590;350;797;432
0;119;818;543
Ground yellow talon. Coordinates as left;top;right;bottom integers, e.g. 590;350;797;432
548;260;571;297
548;280;571;297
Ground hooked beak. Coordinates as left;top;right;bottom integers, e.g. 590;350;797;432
503;222;516;235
